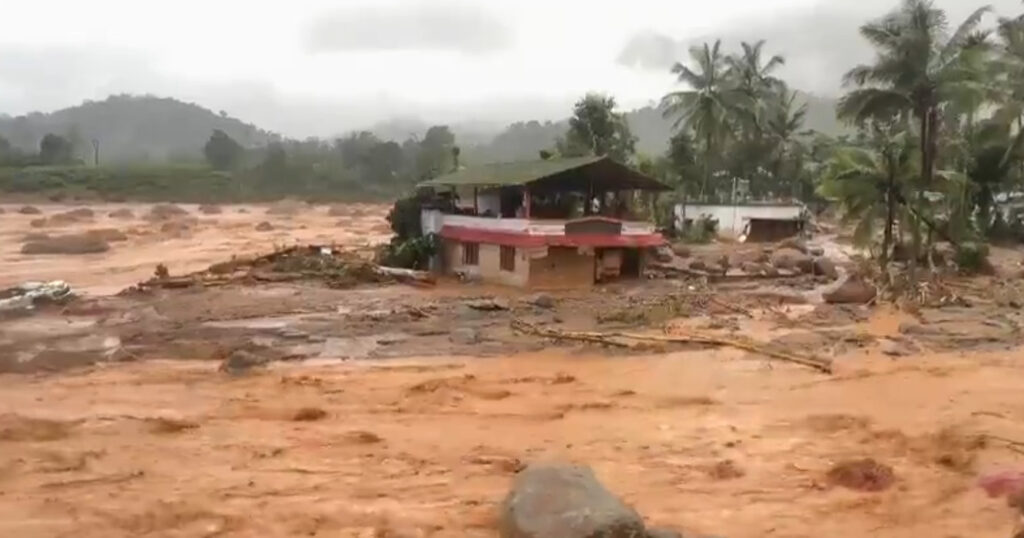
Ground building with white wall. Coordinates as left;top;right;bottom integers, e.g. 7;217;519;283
674;202;807;242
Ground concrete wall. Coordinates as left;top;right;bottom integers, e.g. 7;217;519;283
443;239;529;287
674;204;804;238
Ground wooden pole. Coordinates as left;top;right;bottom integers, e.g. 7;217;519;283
473;187;478;215
524;187;531;219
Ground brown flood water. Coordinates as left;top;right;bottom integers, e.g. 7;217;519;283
1;203;1023;537
0;202;391;295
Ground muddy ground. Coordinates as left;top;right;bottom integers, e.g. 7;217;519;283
2;203;1024;537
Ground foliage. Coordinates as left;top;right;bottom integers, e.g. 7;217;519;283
680;216;718;244
376;234;440;270
556;94;637;162
203;129;244;170
39;134;75;165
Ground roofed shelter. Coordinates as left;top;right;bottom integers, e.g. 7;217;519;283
418;156;669;288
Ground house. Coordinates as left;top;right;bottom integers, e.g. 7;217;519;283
418;156;670;288
675;202;807;242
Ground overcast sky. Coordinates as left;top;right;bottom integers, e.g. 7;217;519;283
1;0;1018;137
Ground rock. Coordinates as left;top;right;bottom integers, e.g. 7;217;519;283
807;246;825;257
255;221;274;232
671;244;691;258
108;208;135;219
450;327;481;345
198;204;222;215
466;298;509;311
777;237;808;254
218;350;268;375
147;204;189;221
770;248;812;271
499;463;646;538
812;257;838;279
688;259;708;272
18;205;42;215
526;293;555;309
646;529;683;538
740;261;762;275
824;278;877;305
652;246;674;263
795;257;814;274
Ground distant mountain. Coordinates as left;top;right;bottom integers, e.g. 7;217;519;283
460;93;845;165
0;95;277;163
0;92;844;166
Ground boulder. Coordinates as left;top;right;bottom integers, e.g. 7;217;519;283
255;221;274;232
450;327;481;345
466;298;509;311
18;205;42;215
652;246;674;263
812;257;838;279
526;293;555;309
688;259;708;272
499;463;646;538
777;237;808;254
795;257;815;274
671;244;691;258
824;278;877;305
218;350;268;375
108;208;135;219
770;248;812;272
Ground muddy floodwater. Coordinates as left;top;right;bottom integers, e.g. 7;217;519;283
0;202;391;295
2;202;1024;537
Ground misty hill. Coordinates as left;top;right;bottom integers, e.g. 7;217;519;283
460;92;845;164
0;95;276;163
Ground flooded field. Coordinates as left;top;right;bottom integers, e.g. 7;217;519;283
1;202;1023;537
0;202;391;295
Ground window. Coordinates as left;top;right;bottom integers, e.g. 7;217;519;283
500;245;516;272
462;242;479;266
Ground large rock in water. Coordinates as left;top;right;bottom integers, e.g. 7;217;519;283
824;278;877;304
500;463;646;538
770;248;812;272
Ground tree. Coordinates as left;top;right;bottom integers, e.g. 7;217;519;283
661;40;736;198
415;126;457;180
0;135;11;165
838;0;990;275
819;124;918;269
559;93;637;162
203;129;244;170
39;133;74;165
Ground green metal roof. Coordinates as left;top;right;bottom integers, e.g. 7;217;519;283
418;155;670;192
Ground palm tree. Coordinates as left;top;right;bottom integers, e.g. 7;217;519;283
727;40;787;135
819;125;918;268
838;0;990;275
765;88;809;192
661;40;735;199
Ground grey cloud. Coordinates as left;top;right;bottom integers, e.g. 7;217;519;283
306;1;512;54
617;0;1020;95
0;46;161;114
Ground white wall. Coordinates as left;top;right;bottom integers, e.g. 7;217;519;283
674;204;804;237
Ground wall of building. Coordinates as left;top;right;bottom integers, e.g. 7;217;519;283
528;246;595;289
674;204;804;238
442;239;529;287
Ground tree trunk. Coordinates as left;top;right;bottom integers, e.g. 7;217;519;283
703;130;713;201
882;155;896;273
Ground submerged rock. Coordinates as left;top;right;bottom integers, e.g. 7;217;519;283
499;463;646;538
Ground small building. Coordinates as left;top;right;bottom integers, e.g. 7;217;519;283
674;202;807;242
419;156;669;288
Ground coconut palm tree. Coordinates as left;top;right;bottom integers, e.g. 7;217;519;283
661;40;735;199
819;124;918;268
838;0;991;275
727;40;787;135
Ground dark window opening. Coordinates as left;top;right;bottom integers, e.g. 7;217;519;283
462;242;479;266
500;245;516;272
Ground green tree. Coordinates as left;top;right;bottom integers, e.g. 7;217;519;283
203;129;244;170
661;40;735;198
557;93;637;162
0;135;11;165
838;0;990;274
39;133;74;165
415;126;456;181
819;125;918;268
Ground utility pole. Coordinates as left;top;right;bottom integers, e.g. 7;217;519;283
91;138;100;167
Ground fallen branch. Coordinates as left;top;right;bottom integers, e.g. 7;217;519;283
511;319;833;374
